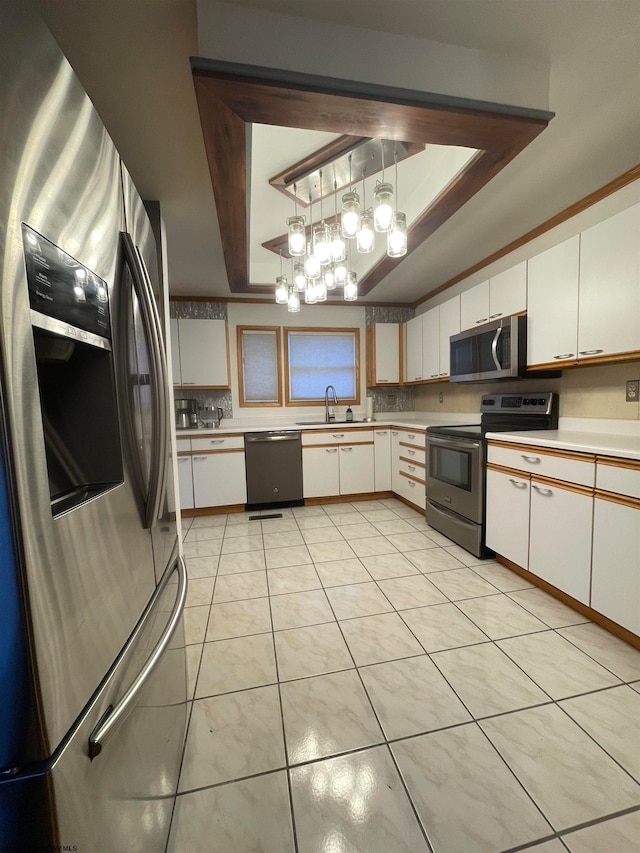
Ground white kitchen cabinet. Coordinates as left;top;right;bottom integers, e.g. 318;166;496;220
340;444;375;495
404;316;423;382
170;319;181;387
303;446;340;498
578;202;640;361
173;318;230;388
485;468;530;569
421;307;440;380
591;496;640;635
374;429;392;491
527;235;580;367
438;295;461;378
488;262;527;321
460;280;490;330
176;455;194;510
192;451;246;507
528;480;593;605
391;430;404;494
366;323;400;385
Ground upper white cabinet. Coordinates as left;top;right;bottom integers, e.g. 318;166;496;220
404;315;423;382
460;280;490;330
527;235;580;367
460;263;527;331
578;203;640;361
421;307;440;380
438;296;461;378
366;323;400;385
171;318;230;388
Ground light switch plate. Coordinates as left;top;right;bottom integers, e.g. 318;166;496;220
626;379;639;402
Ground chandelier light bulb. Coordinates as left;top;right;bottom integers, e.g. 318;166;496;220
334;262;348;285
287;215;306;256
341;190;361;238
356;210;375;253
323;265;336;290
315;279;328;302
373;182;394;232
387;212;408;257
344;271;358;301
275;275;288;304
329;222;346;262
305;281;318;304
287;286;300;312
294;261;306;291
312;222;331;266
304;242;320;280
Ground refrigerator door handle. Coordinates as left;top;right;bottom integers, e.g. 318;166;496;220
88;555;187;760
121;232;169;530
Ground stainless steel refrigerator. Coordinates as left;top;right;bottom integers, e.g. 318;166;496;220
0;4;187;849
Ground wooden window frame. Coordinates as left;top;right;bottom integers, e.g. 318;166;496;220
237;325;283;407
284;326;361;407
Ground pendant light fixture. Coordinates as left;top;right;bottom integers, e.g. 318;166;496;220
387;152;408;257
286;183;306;257
303;194;320;281
287;285;300;312
293;261;306;291
330;178;346;262
373;140;394;233
356;170;375;254
274;251;288;304
312;170;331;266
341;154;360;239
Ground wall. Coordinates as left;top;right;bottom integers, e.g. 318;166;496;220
414;360;640;421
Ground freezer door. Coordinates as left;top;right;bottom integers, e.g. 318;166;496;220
0;5;157;758
0;556;188;851
121;167;177;581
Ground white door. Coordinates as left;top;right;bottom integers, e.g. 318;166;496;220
303;446;340;498
421;307;440;380
192;452;247;507
489;262;527;320
374;324;400;383
404;316;423;382
527;235;579;367
438;295;460;378
390;430;404;494
176;456;194;510
374;430;391;491
578;203;640;360
485;468;530;569
529;480;593;604
591;498;640;634
340;444;375;495
178;319;229;387
460;280;490;330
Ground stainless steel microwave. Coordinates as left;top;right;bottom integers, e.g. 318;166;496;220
449;314;545;383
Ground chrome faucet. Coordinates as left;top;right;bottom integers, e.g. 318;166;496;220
324;385;339;423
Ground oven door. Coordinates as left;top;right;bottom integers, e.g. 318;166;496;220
426;433;484;523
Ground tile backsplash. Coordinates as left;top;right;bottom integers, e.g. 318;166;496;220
413;360;640;421
170;300;227;320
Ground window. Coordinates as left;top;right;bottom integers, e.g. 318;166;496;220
237;326;282;406
285;328;360;405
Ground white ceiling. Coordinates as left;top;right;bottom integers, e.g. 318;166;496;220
37;0;640;304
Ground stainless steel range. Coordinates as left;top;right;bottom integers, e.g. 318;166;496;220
425;392;558;557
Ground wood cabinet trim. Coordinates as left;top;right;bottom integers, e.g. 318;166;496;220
173;384;231;390
399;469;426;486
399;455;425;469
487;440;596;462
303;441;374;449
496;555;640;651
196;432;245;439
531;474;594;498
595;490;640;510
527;350;640;372
487;462;531;479
596;456;640;471
190;448;246;456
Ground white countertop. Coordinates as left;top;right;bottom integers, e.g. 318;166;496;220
485;429;640;461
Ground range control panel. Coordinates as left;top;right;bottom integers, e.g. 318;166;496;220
481;392;554;415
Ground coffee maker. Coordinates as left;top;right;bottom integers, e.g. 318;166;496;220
175;398;198;430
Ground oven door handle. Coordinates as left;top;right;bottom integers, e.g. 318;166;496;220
427;435;481;452
491;327;502;371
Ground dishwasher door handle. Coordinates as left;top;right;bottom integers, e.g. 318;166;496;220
245;433;300;442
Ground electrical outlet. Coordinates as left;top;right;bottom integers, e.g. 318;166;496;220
626;379;640;402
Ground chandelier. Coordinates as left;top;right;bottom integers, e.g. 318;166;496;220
275;140;407;310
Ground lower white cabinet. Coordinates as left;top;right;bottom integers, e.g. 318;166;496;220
302;444;374;497
390;430;404;494
374;429;391;491
485;468;530;569
192;451;247;507
303;447;340;498
528;480;593;605
176;456;194;510
591;497;640;635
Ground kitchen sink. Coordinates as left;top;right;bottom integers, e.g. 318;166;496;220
296;420;365;425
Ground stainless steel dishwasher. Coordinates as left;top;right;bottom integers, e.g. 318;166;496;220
244;431;303;508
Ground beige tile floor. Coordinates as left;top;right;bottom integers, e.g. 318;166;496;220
168;499;640;853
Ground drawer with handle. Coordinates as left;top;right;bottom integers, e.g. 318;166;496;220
192;434;245;451
487;442;595;487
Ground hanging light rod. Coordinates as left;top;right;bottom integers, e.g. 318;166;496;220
269;136;421;207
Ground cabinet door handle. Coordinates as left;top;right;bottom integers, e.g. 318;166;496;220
378;379;389;382
578;349;604;356
182;382;196;385
325;448;338;453
414;376;422;381
407;480;415;488
340;447;353;452
489;312;503;319
375;431;388;435
509;478;528;488
407;433;416;439
475;318;488;324
430;374;438;378
392;431;399;435
553;353;575;359
521;455;541;464
408;464;416;471
193;456;207;462
177;457;189;464
439;372;448;377
332;433;345;438
209;439;224;444
407;449;416;456
532;484;553;496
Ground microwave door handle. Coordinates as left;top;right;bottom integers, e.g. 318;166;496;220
491;327;502;371
121;233;168;530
